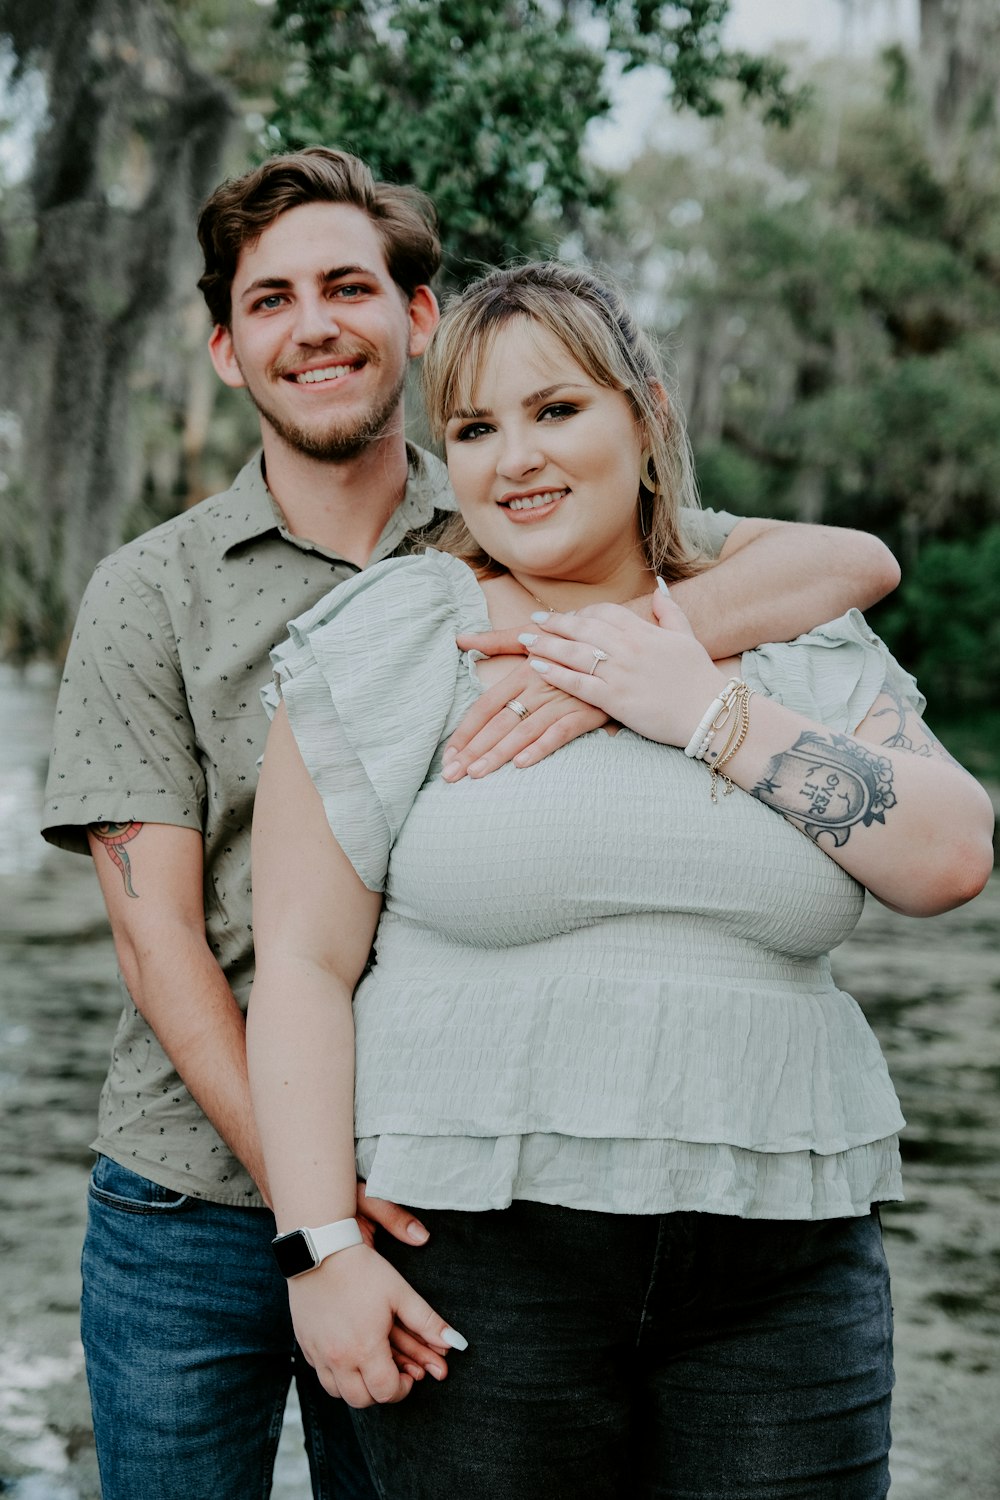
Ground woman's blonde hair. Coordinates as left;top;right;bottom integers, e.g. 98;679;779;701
421;261;704;582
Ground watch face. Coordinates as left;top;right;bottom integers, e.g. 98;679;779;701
272;1229;316;1278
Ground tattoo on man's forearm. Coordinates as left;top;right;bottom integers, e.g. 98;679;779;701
91;822;143;897
751;732;896;848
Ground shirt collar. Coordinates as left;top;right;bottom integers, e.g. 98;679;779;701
220;445;455;562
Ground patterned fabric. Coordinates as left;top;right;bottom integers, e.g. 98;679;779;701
42;449;736;1205
271;551;923;1220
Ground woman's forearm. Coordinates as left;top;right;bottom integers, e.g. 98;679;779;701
718;693;995;917
247;955;359;1232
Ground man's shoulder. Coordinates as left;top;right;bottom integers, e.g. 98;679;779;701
93;459;266;589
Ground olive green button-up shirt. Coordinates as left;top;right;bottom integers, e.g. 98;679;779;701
42;447;736;1205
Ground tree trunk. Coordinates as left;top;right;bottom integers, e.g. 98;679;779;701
0;0;233;658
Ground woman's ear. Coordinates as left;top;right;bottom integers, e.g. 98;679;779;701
649;379;671;415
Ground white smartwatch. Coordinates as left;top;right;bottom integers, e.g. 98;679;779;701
271;1217;364;1278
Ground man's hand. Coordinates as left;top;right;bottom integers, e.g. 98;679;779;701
445;641;607;780
356;1181;429;1249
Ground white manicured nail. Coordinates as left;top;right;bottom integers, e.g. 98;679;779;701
442;1326;468;1351
517;632;538;647
656;576;670;595
528;659;552;674
530;610;550;624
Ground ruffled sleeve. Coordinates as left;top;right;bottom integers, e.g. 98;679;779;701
263;550;490;891
741;608;925;732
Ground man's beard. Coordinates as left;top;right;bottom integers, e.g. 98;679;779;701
243;354;407;463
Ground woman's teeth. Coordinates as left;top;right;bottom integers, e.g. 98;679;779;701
506;490;566;511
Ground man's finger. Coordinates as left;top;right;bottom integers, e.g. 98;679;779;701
455;628;528;657
356;1184;429;1246
389;1324;449;1380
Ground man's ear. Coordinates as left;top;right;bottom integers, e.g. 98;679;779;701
208;324;246;390
407;285;440;358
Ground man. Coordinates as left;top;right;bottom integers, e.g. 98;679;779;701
42;147;900;1500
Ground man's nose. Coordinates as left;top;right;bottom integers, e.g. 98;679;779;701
290;292;342;346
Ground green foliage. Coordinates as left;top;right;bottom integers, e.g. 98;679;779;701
265;0;799;274
876;528;1000;733
622;60;1000;549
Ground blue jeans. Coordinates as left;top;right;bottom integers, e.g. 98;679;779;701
354;1201;894;1499
81;1155;375;1500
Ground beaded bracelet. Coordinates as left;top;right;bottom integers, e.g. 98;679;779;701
683;679;740;759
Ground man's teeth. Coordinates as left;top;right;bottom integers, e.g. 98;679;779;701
507;490;565;511
294;365;354;384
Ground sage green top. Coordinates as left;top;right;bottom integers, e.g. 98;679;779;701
270;550;924;1221
41;448;736;1206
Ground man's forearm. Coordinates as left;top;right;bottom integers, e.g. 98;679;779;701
118;924;270;1198
671;521;900;659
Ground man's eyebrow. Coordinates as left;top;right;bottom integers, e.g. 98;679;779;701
239;265;379;301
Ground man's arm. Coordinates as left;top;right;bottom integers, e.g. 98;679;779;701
443;518;900;777
87;821;271;1194
86;819;430;1246
668;518;901;659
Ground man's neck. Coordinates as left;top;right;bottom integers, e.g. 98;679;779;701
261;427;410;566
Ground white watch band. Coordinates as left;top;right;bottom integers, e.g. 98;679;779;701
302;1217;364;1265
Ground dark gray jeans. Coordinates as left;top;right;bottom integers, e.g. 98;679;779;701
354;1200;893;1500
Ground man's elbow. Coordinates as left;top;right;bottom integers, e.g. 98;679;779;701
849;533;900;610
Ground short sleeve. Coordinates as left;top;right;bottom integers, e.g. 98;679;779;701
678;506;739;560
42;563;206;853
266;550;490;892
741;609;926;733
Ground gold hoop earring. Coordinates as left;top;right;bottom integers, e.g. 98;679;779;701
640;450;658;494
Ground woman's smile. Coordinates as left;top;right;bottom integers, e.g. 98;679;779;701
444;317;650;598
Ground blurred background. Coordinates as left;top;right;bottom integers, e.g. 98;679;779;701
0;0;997;1495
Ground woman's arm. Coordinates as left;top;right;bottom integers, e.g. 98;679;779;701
520;593;995;918
249;706;462;1405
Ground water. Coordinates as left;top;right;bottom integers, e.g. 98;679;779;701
1;663;997;1497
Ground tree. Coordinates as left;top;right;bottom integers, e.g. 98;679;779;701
266;0;798;276
0;0;233;657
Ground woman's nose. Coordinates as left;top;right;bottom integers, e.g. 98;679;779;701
497;434;544;480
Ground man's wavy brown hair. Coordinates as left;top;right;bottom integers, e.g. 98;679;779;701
197;147;441;327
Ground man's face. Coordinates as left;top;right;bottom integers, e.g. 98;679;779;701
209;201;437;462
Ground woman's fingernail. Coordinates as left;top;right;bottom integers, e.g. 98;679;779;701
406;1220;429;1243
442;745;458;760
528;659;551;674
656;576;670;594
517;632;538;647
530;610;551;624
442;1326;469;1351
467;648;487;662
427;1363;445;1380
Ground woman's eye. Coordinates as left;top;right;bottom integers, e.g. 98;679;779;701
454;422;493;441
539;403;578;421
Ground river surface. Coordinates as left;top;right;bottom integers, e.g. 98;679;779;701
1;662;997;1498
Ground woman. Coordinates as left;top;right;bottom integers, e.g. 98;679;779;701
248;263;994;1499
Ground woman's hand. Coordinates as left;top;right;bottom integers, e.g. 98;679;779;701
290;1242;467;1407
522;586;728;749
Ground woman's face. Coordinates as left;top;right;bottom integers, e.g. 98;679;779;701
443;318;647;588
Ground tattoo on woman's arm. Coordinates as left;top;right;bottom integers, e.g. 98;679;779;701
91;822;143;897
751;732;896;848
869;679;960;766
